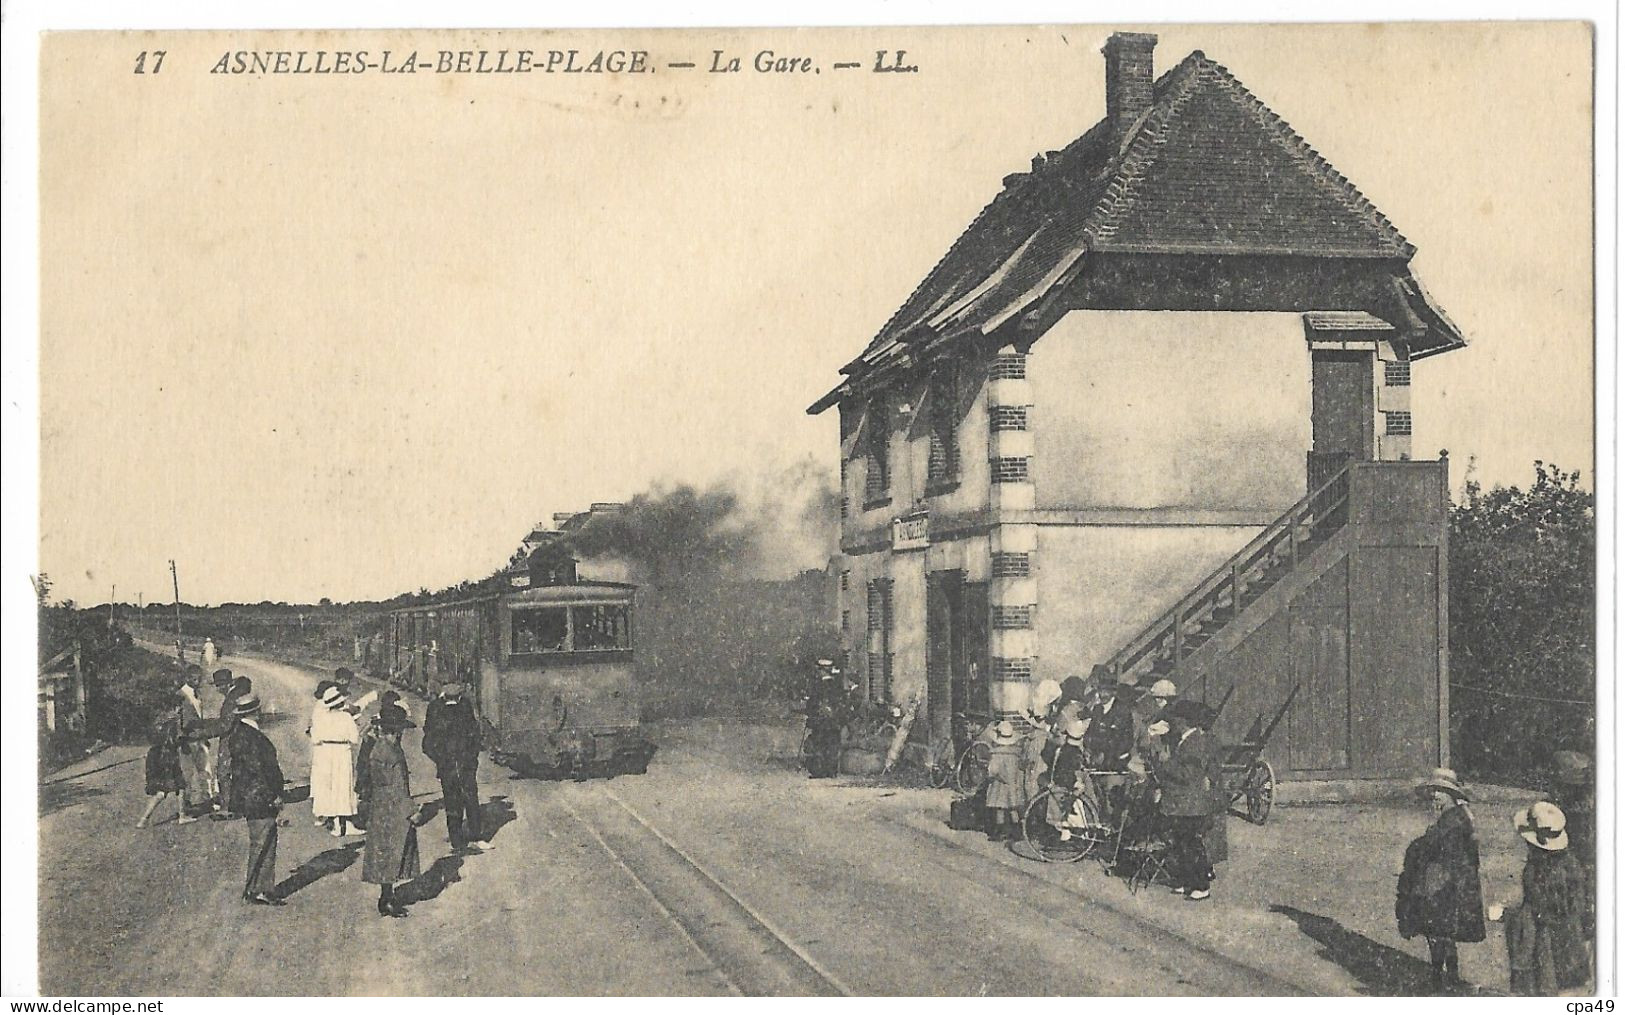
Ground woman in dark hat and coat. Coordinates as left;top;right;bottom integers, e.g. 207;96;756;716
362;703;421;918
1396;768;1485;992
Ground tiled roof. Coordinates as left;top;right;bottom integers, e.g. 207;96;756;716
815;49;1463;411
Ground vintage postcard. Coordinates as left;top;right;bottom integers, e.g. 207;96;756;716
12;17;1606;1000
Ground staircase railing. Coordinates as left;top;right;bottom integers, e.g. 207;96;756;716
1104;463;1353;683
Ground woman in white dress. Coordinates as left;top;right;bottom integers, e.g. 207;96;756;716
309;683;362;837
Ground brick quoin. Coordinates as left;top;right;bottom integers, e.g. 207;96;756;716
991;552;1031;578
992;457;1031;483
990;405;1029;431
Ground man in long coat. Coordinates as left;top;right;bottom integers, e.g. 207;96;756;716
1160;700;1221;900
210;672;247;816
224;694;285;906
1397;768;1485;992
422;680;489;850
362;703;421;918
804;668;845;779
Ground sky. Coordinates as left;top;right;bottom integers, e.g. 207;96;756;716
36;21;1595;606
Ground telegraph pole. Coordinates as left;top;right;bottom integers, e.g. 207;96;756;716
108;584;116;629
170;560;183;661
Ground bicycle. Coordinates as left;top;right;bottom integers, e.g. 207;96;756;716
949;712;998;794
1020;770;1174;893
1022;780;1110;863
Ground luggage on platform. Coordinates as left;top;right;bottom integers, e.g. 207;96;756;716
949;784;988;831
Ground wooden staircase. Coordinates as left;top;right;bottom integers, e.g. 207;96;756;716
1103;464;1353;687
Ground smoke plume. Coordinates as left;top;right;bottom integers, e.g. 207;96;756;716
565;458;838;586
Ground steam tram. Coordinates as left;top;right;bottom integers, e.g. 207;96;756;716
385;553;653;777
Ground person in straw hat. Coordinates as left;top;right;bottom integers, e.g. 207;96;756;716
1131;678;1179;770
1396;767;1485;992
309;683;362;838
1490;801;1591;995
1043;715;1091;834
982;720;1027;841
362;703;422;918
223;693;286;906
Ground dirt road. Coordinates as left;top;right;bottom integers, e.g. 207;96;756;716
38;651;1306;995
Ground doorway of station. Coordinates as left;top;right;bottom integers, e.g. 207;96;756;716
925;570;990;755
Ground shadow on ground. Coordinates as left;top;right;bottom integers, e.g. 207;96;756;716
275;842;363;899
396;854;464;910
39;780;110;818
478;796;517;843
1270;904;1438;996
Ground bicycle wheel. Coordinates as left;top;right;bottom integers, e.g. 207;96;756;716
927;740;957;789
955;742;991;794
1244;758;1275;825
1022;790;1104;863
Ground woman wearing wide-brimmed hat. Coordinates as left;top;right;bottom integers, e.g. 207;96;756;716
309;684;362;837
1492;801;1592;995
362;703;422;918
1396;768;1485;993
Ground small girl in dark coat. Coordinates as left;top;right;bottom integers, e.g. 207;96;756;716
1494;801;1592;995
136;704;187;828
1397;768;1486;993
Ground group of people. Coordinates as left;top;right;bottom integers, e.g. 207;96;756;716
980;666;1227;900
138;660;493;917
1396;757;1595;995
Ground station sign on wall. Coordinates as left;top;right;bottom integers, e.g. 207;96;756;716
891;510;930;552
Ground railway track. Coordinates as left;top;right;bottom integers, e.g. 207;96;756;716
651;731;1303;995
558;784;849;997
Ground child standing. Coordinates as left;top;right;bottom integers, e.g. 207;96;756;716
1492;801;1592;995
1396;768;1486;993
983;721;1025;841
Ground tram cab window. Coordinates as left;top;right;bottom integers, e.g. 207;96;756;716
511;608;568;654
571;604;631;650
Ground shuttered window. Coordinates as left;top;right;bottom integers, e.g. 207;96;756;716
865;577;894;702
864;399;890;504
927;366;961;487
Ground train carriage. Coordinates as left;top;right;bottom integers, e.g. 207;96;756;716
386;568;653;777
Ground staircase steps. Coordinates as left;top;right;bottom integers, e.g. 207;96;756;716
1099;464;1354;686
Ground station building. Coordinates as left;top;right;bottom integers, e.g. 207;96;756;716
808;33;1466;780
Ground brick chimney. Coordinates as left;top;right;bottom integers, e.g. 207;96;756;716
1102;32;1157;147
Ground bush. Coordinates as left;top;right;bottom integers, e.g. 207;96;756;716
1449;461;1594;785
